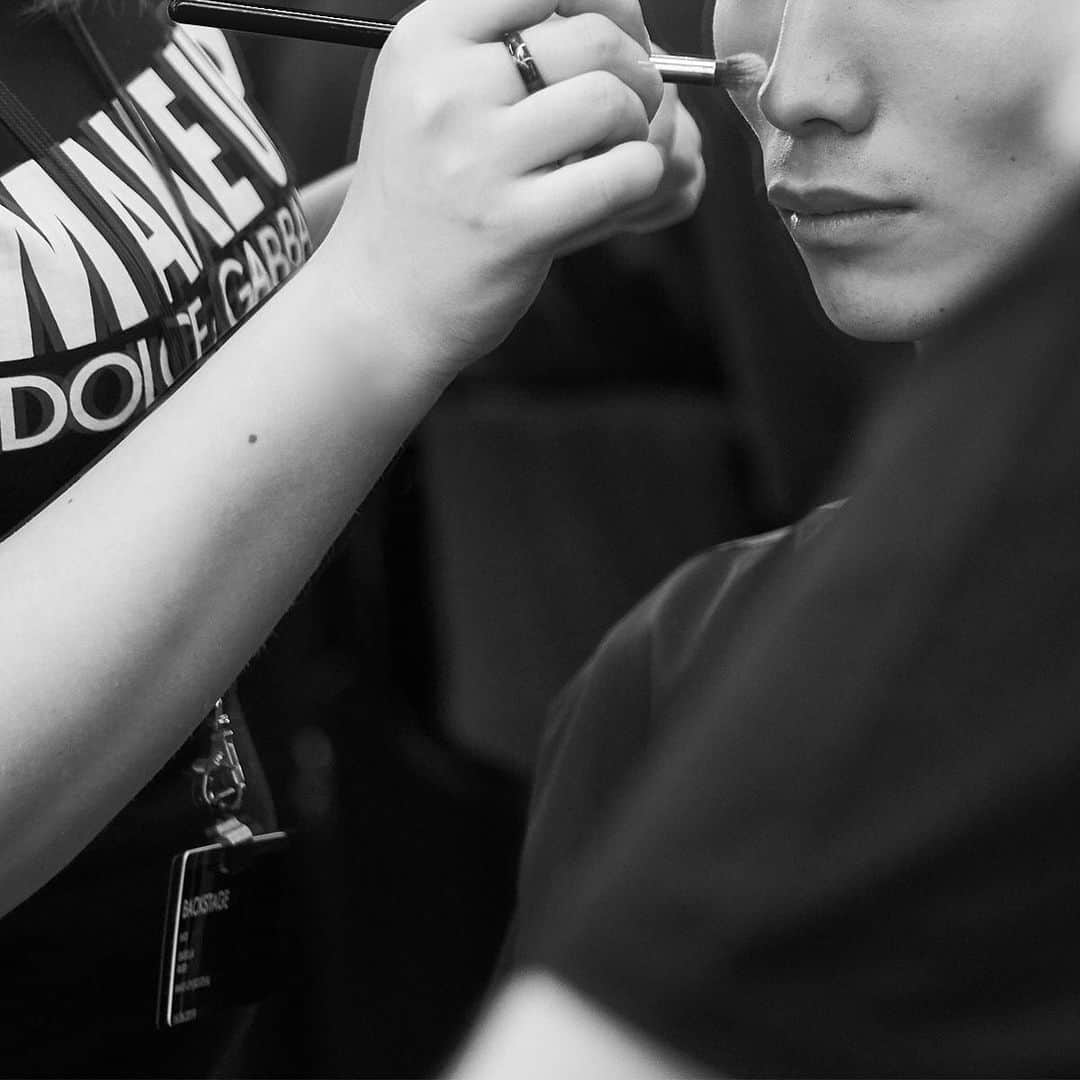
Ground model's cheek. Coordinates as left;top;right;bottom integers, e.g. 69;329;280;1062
947;70;1067;225
712;0;784;63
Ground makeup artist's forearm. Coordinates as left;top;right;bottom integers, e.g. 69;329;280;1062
0;252;443;917
300;164;354;248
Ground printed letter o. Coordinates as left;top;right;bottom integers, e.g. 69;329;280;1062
69;352;143;434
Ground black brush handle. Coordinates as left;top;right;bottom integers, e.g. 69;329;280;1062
169;0;395;49
168;0;721;84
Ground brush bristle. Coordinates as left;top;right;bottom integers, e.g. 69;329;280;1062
715;52;768;90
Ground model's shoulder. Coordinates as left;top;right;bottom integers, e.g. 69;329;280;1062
544;500;845;797
554;501;845;720
640;500;843;632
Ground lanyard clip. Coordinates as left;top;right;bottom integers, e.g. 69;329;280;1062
192;698;247;814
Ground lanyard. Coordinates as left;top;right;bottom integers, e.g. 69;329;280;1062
0;70;190;362
61;9;230;338
0;17;195;376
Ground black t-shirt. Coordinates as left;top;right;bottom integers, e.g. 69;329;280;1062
511;501;841;955
0;4;308;1073
0;3;309;527
514;202;1080;1076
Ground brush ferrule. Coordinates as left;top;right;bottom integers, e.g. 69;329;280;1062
649;54;720;86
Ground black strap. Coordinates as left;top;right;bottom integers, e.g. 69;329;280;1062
0;69;150;255
61;8;229;340
0;71;186;362
0;70;197;371
0;74;55;159
0;13;202;370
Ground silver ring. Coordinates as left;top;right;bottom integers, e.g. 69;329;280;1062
503;30;547;95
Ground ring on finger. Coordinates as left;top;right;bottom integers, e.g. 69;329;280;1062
503;30;547;96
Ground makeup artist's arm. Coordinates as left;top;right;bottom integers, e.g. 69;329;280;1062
0;0;665;918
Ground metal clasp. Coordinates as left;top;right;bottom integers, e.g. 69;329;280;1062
192;697;247;814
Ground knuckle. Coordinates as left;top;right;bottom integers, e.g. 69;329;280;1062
578;13;622;68
685;120;704;157
438;144;476;193
691;156;707;193
406;76;459;136
392;4;421;33
438;147;504;226
587;70;630;124
616;92;650;142
381;13;422;61
583;0;647;49
617;0;650;52
672;185;703;221
594;170;624;218
479;198;519;243
628;101;651;141
642;66;664;117
611;0;643;22
439;160;505;232
449;191;492;239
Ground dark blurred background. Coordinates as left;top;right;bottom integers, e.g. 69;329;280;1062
226;2;906;1074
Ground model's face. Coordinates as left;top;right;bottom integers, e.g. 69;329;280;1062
713;0;1080;341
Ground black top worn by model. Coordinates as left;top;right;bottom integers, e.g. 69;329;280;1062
515;198;1080;1076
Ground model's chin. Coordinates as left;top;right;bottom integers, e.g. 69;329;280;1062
816;292;943;343
796;220;1056;343
803;263;965;344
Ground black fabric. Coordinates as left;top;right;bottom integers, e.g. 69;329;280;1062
509;502;840;960
516;197;1080;1076
419;391;750;774
0;1;309;532
0;3;305;1072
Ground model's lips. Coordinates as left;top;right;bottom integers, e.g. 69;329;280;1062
767;184;911;215
767;185;914;248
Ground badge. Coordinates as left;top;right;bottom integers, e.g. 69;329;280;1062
157;829;291;1028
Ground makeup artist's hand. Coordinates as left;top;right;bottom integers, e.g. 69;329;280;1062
317;0;665;381
556;83;705;255
619;87;704;231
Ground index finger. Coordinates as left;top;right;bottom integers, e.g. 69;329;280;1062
418;0;650;52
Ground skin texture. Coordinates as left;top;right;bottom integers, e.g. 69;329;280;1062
712;0;1080;341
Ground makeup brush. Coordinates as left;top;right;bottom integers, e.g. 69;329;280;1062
167;0;767;90
657;51;766;90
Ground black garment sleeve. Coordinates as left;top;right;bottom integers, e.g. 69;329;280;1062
508;508;841;968
517;202;1080;1077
